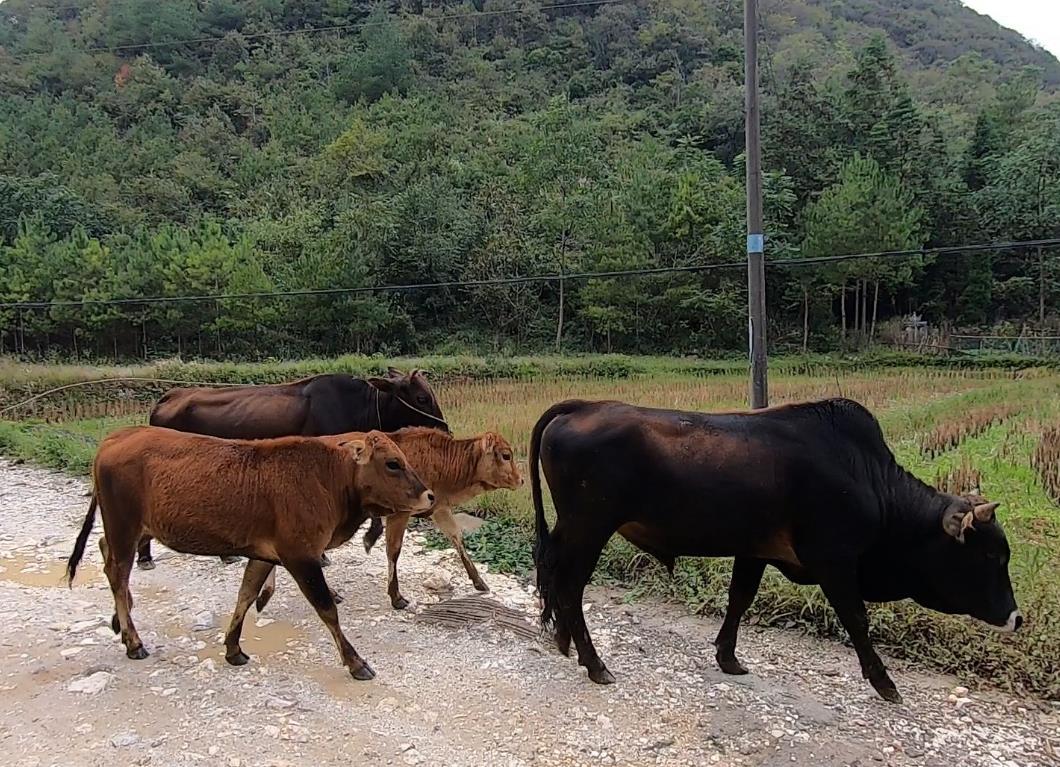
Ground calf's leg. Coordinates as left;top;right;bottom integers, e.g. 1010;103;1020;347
385;513;412;609
285;558;374;680
100;536;147;659
254;564;342;615
431;507;488;592
224;559;276;666
818;568;901;703
714;557;766;675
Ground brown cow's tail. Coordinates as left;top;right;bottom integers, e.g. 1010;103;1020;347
66;493;98;586
530;400;585;631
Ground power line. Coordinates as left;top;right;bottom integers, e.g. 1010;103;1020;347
2;237;1058;311
64;0;623;54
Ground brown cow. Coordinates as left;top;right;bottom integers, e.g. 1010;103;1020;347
65;427;433;681
254;428;523;612
139;368;448;570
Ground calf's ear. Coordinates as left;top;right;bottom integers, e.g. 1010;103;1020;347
942;504;975;542
339;438;370;464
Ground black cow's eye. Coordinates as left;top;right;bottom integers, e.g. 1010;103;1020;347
416;395;430;405
385;460;401;471
501;451;512;461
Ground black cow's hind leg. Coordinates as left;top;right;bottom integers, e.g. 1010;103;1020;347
714;557;766;675
818;569;901;703
136;536;155;570
553;527;613;684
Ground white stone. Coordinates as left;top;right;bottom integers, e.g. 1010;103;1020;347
67;671;112;695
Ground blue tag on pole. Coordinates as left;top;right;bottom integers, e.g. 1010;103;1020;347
747;234;765;254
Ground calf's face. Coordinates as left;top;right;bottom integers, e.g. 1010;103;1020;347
920;496;1022;632
344;431;435;514
476;433;523;490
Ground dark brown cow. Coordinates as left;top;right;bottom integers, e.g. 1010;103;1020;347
254;428;523;613
65;427;433;681
137;368;447;570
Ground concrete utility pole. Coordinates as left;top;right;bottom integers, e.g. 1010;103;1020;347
744;0;768;409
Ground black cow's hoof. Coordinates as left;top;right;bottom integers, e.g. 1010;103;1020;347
220;556;241;565
126;645;149;660
110;614;120;634
350;662;376;681
716;655;749;675
588;667;616;685
875;684;903;704
225;651;250;667
332;592;344;605
137;559;156;571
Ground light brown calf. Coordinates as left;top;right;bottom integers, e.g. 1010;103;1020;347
65;427;433;681
255;427;523;612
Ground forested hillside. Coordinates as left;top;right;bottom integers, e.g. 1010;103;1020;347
1;0;1058;358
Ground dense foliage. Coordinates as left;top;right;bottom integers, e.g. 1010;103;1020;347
1;0;1059;358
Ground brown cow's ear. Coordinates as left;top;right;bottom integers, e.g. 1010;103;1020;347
367;377;397;393
942;504;975;542
341;439;370;464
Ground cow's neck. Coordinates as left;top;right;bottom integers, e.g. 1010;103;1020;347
396;433;482;496
879;458;950;538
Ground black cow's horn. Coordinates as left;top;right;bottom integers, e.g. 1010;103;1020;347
973;502;999;522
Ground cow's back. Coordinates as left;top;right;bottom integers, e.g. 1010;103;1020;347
149;382;311;439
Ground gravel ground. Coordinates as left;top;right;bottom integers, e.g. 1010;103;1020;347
0;458;1057;767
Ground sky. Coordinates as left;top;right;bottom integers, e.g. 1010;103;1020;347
962;0;1060;58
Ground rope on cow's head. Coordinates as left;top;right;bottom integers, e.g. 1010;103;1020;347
392;394;450;432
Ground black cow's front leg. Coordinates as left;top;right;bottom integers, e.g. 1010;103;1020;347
714;557;766;675
819;570;901;703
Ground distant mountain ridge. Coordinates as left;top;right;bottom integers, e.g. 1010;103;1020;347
802;0;1060;85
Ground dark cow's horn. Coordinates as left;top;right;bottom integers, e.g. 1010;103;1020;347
973;502;999;522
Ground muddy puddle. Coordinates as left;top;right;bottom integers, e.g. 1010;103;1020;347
196;618;307;662
0;554;99;588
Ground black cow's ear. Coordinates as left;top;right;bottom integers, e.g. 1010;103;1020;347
367;377;397;393
387;366;405;379
942;505;974;542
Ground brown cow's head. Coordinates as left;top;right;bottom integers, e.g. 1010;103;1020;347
340;431;434;515
475;432;523;491
367;368;449;433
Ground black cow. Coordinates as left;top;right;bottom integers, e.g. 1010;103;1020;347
531;398;1021;702
137;368;448;570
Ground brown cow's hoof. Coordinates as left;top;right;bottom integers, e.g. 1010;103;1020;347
332;592;344;605
472;579;489;593
391;596;409;610
716;654;749;675
320;553;332;567
126;646;149;660
588;667;616;685
225;651;250;666
350;662;375;681
220;556;241;565
110;614;120;634
137;559;156;571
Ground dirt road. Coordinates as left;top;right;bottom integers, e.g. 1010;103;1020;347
0;458;1056;767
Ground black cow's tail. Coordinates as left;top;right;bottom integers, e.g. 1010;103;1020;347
66;493;98;586
531;400;585;631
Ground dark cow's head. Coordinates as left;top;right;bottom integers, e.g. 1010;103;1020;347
367;368;449;433
917;493;1022;633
